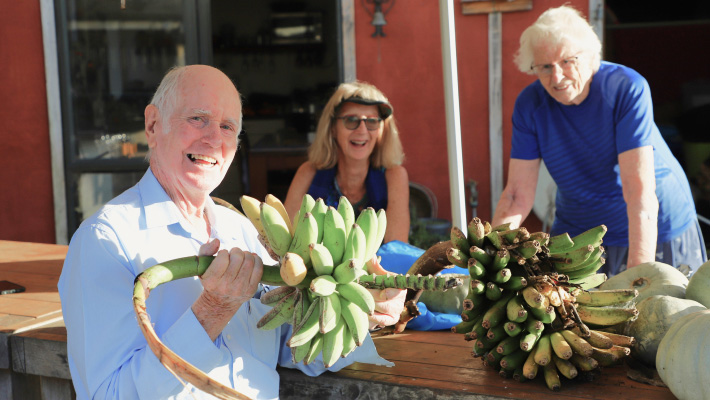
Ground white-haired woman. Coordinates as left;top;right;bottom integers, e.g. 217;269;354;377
492;5;706;275
284;81;410;243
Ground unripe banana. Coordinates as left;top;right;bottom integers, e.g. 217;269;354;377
549;331;573;360
522;347;539;379
240;195;267;238
288;212;319;265
447;247;470;269
288;299;320;347
260;202;293;257
374;209;387;253
534;334;552;366
467;217;485;247
309;243;334;276
356;207;379;262
332;258;363;284
568;273;607;290
341;323;357;358
487;324;507;341
501;276;527;291
519;330;542;352
260;285;297;306
297;194;316;224
506;295;528;323
529;305;556;324
265;194;294;235
343;223;367;266
340;297;370;346
257;289;299;330
575;305;638;326
304;332;323;365
496;335;522;356
322;206;347;265
552;353;578;379
337;281;375;315
590;346;628;367
450;226;469;253
543;362;561;391
319;293;341;334
565;255;606;280
481;292;515;329
560;329;594;357
504;321;523;337
280;252;308;286
570;327;614;349
547;232;574;253
571;288;638;306
486;230;503;250
322;316;345;368
309;198;328;244
490;268;512;284
551;244;595;270
500;349;529;372
491;248;510;270
522;286;549;310
526;317;545;335
594;330;636;347
470;279;486;295
469;245;492;265
517;239;541;258
337;196;355;238
566;225;607;251
568;353;599;372
310;275;338;297
468;258;487;279
485;281;503;301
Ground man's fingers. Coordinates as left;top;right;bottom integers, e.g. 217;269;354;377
202;249;229;280
365;256;393;276
198;239;221;257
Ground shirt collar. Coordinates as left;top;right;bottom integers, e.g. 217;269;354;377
138;168;184;230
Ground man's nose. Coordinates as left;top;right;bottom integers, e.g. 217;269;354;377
202;121;223;146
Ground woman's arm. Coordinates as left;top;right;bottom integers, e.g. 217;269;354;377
491;158;541;228
284;162;318;223
619;146;658;268
384;165;410;242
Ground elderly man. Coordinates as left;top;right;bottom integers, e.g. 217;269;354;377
492;6;706;275
58;65;400;399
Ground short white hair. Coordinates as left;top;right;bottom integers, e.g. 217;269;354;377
514;5;602;75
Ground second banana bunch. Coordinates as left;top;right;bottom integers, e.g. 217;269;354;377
240;193;461;368
448;219;639;391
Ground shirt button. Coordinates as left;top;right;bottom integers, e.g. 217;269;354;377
226;334;232;340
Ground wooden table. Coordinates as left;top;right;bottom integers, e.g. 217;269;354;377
0;240;677;400
0;240;69;400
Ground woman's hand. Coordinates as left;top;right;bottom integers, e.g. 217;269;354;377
364;256;406;330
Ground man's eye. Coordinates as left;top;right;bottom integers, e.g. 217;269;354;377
221;124;235;131
345;116;360;123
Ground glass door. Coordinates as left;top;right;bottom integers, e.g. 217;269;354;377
54;0;210;239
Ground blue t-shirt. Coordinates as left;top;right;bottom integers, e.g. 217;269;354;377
511;61;695;246
308;166;388;213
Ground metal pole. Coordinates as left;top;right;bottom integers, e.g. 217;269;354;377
489;12;504;216
438;0;467;230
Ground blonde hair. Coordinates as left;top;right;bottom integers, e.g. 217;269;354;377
308;81;404;169
514;5;602;75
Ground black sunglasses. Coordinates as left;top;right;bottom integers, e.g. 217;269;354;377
335;116;383;131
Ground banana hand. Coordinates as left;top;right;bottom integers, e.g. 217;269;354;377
364;256;406;330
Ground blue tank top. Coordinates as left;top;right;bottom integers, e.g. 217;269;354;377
307;166;388;213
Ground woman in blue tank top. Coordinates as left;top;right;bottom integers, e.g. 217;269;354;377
491;6;706;275
284;82;410;243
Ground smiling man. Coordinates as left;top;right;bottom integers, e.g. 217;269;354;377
58;65;399;399
491;6;706;276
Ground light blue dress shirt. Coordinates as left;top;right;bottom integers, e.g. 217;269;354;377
58;168;392;400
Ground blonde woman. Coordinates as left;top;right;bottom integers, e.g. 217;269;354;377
284;81;410;243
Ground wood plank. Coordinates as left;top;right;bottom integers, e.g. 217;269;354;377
1;312;63;335
0;259;65;276
11;332;71;379
0;241;67;262
0;271;61;290
461;0;532;15
0;297;60;319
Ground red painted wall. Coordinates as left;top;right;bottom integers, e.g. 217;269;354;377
354;0;586;230
0;2;56;243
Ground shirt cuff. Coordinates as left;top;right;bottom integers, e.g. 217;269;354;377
160;306;226;373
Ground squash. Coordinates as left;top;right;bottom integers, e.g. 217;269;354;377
686;259;710;308
628;295;706;365
419;274;470;314
656;310;710;400
599;261;688;304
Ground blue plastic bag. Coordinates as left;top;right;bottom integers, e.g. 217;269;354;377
376;240;466;331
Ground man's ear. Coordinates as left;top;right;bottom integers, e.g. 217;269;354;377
145;104;160;148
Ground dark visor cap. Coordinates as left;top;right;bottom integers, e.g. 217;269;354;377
337;96;393;119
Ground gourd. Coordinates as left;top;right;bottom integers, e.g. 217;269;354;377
656;310;710;400
628;295;706;365
599;261;688;304
686;259;710;308
419;274;470;314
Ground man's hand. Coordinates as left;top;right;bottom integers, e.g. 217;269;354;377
192;239;264;340
364;257;406;330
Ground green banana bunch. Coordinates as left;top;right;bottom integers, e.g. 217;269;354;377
443;218;639;391
237;193;464;367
